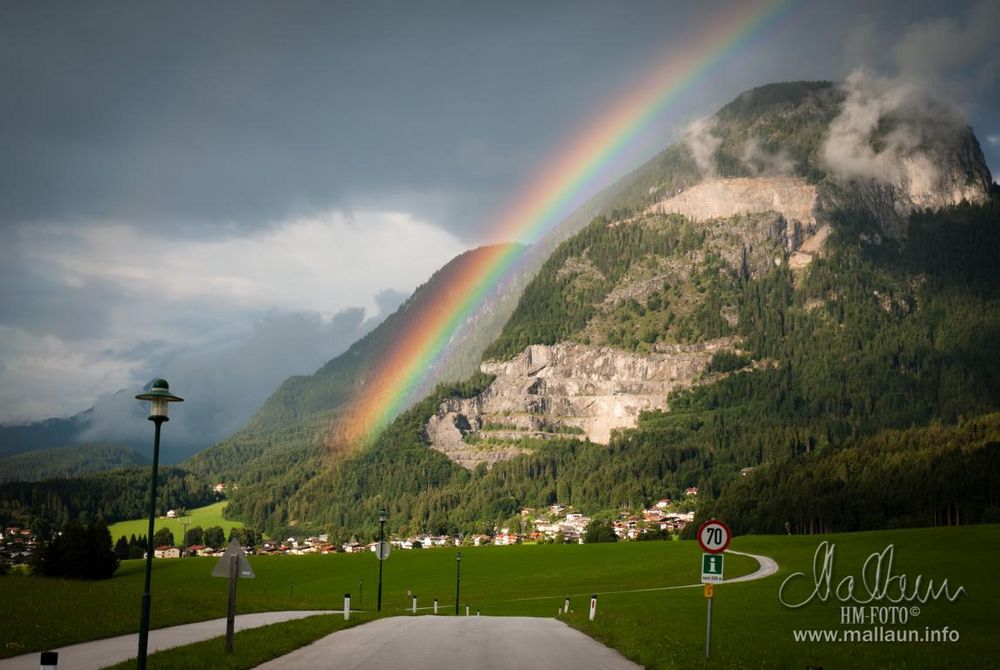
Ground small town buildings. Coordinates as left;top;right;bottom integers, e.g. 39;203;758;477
153;546;180;558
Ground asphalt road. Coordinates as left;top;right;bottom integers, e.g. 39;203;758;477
252;616;642;670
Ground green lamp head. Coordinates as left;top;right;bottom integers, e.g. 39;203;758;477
135;378;183;420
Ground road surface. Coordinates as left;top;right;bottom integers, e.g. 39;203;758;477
252;616;642;670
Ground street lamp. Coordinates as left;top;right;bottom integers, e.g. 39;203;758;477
134;379;183;670
455;552;462;615
377;509;387;612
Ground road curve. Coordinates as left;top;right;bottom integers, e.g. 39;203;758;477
251;616;641;670
723;549;780;583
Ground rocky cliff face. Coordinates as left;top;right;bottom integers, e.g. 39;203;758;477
426;339;737;468
650;177;817;227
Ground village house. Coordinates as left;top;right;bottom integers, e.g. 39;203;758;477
153;546;180;558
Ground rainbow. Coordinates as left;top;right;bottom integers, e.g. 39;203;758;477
341;0;796;443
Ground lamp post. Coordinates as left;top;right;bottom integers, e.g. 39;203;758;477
134;379;183;670
455;552;462;615
376;509;387;612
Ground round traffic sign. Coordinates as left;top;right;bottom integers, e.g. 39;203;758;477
697;519;731;554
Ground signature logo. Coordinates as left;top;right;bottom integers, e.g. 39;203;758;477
779;541;966;608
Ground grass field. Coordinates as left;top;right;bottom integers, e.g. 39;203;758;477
2;526;997;669
567;526;1000;669
107;501;242;544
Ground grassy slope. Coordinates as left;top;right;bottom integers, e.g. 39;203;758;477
569;526;999;669
0;539;754;658
107;501;242;544
2;526;995;668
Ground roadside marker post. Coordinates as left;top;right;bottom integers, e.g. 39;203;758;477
412;595;417;614
564;597;570;614
344;593;351;621
589;594;597;621
211;537;255;655
434;598;439;614
697;519;731;660
466;605;470;616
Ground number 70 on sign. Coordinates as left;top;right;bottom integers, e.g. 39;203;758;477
697;519;732;554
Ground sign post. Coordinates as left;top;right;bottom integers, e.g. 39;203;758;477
211;536;255;655
696;519;731;659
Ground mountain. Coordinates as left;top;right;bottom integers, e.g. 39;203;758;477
0;411;93;459
0;443;148;484
204;80;1000;539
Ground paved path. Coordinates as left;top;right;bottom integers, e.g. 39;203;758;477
252;616;641;670
723;549;780;583
0;611;335;670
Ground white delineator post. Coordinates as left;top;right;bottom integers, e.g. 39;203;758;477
589;594;597;621
465;605;470;616
563;598;570;613
412;596;417;614
434;598;439;614
40;651;58;669
344;593;351;621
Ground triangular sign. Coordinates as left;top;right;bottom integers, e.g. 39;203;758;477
211;536;255;579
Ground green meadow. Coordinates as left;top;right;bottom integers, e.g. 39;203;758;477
2;526;997;669
107;501;242;544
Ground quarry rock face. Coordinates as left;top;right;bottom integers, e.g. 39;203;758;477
426;340;734;468
650;177;818;228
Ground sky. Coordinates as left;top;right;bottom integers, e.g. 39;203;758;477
0;1;997;448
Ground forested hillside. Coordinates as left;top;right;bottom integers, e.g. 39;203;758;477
0;467;216;534
0;444;148;484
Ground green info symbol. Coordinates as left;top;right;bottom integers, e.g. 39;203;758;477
701;553;724;582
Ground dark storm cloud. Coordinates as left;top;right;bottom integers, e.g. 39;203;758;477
0;256;115;341
0;0;839;237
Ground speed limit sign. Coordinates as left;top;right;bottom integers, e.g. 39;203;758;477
697;519;731;554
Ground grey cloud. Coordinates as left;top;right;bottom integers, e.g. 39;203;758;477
820;3;1000;186
682;117;721;178
373;289;408;317
739;138;796;177
892;1;1000;97
0;245;118;341
80;306;390;461
822;69;967;183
